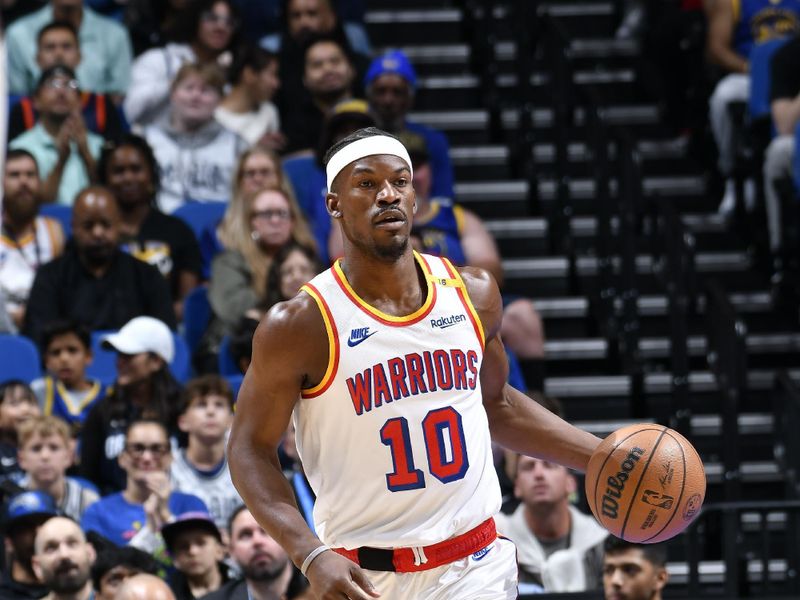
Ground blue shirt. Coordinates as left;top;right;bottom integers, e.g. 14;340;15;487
5;5;132;95
732;0;800;57
81;491;207;547
406;121;455;199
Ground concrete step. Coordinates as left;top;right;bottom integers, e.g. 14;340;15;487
366;8;464;45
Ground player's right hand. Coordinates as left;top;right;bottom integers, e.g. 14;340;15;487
305;550;381;599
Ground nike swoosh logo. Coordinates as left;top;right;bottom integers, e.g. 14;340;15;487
347;331;378;347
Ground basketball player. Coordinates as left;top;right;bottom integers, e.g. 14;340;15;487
228;127;603;599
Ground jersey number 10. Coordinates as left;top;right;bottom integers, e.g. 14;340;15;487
380;406;469;491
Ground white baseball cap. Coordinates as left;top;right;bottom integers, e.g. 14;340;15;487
101;316;175;363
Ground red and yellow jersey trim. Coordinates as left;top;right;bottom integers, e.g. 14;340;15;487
300;283;340;398
442;258;486;350
331;251;437;327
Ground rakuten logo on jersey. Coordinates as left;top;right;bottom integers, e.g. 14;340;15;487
430;314;466;329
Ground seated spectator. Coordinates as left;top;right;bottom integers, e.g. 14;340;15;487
200;147;298;278
603;536;670;600
263;0;371;125
5;0;132;97
170;375;241;532
706;0;800;213
79;316;181;493
7;21;126;143
366;49;455;199
30;320;109;428
81;420;207;548
1;149;65;329
215;44;284;150
0;381;41;484
284;98;375;263
201;505;307;600
162;512;229;599
280;34;357;156
0;491;57;599
17;415;99;521
263;241;322;310
23;186;176;347
141;63;248;214
117;574;177;600
124;0;240;128
9;66;104;206
98;135;203;320
200;187;315;364
31;516;96;600
496;389;607;594
91;544;161;600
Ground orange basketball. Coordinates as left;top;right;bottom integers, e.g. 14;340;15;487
585;424;706;543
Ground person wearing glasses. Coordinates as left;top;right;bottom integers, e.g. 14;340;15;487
81;419;207;549
8;65;104;205
124;0;240;128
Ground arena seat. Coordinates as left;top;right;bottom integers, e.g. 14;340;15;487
183;286;211;354
39;203;73;238
0;334;42;384
172;201;228;242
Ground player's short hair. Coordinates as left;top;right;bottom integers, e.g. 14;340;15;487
178;375;234;415
37;20;79;46
40;319;91;353
322;126;398;169
17;415;72;448
603;535;668;567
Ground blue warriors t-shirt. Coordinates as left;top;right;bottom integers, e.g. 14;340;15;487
732;0;800;57
80;491;207;547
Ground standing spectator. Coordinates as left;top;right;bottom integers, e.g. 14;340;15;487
200;505;304;600
0;491;56;600
31;516;96;600
9;66;104;206
706;0;800;212
16;416;99;522
280;34;356;155
81;420;207;548
22;187;176;347
124;0;240;128
0;382;41;484
7;21;126;143
98;135;202;321
91;545;160;600
365;49;456;199
30;320;109;429
5;0;132;97
141;63;248;214
216;45;283;150
603;536;669;600
170;376;241;532
1;149;65;329
162;512;229;599
78;317;181;493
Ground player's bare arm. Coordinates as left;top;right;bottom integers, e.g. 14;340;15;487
457;266;602;472
228;295;379;600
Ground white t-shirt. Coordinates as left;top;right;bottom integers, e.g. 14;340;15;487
215;102;280;147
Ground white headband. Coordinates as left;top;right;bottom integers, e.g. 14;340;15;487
325;135;413;192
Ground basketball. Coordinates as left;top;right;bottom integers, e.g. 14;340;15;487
585;424;706;543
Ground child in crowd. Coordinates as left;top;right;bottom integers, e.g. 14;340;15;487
30;320;109;430
0;380;41;482
16;415;99;521
171;375;241;534
91;544;161;600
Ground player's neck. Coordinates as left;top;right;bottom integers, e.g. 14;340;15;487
185;438;226;469
340;249;425;313
525;501;571;542
246;562;292;600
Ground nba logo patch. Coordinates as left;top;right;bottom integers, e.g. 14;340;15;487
471;544;493;561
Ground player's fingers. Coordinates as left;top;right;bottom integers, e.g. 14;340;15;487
348;567;381;598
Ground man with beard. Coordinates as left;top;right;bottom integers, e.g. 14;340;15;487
199;505;305;600
22;186;176;347
1;149;65;329
0;491;56;600
8;65;104;205
281;34;356;156
31;517;95;600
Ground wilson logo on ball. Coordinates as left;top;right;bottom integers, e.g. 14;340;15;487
601;446;645;519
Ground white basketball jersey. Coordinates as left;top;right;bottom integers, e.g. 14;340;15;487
295;252;501;550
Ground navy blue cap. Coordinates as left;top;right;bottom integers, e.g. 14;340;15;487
4;491;58;532
161;511;222;553
365;50;417;89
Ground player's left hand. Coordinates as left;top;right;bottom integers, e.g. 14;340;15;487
305;550;381;599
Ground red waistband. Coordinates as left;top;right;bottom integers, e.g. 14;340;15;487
333;517;497;573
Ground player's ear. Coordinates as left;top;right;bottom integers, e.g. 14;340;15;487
655;565;669;591
327;192;342;218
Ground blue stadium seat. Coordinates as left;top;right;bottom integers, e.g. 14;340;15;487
748;38;790;121
87;329;192;386
218;335;240;376
39;204;72;238
0;334;42;384
225;374;244;401
172;202;228;242
183;286;211;355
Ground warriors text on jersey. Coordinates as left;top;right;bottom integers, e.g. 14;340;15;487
295;252;501;550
